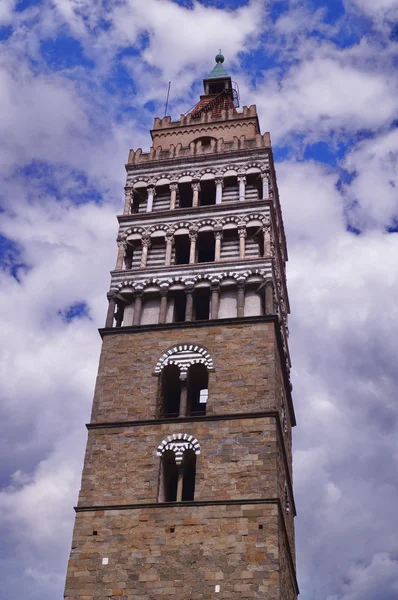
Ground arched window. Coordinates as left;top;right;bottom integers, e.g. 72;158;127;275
159;365;181;418
187;363;208;416
155;345;213;418
157;434;200;502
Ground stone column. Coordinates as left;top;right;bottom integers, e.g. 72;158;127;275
210;283;220;320
215;178;224;204
238;226;246;259
165;233;174;266
123;187;133;215
192;181;200;207
132;293;143;325
140;236;151;268
214;229;222;262
185;286;194;322
169;182;178;210
262;173;269;200
158;290;168;324
105;295;116;328
263;224;272;257
189;229;198;264
179;372;188;417
238;175;246;201
176;467;184;501
146;185;156;212
237;281;245;318
265;280;274;315
115;241;126;270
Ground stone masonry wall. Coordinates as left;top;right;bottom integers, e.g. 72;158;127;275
91;321;278;423
64;503;283;600
79;417;277;507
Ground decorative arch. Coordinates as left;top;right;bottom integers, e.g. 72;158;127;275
155;344;214;375
156;433;201;465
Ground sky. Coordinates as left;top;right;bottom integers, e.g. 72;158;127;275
0;0;397;598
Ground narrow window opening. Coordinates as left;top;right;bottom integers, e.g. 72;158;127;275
258;524;263;530
161;365;181;417
173;291;187;323
174;234;190;265
223;176;239;203
187;363;208;416
182;450;196;501
199;180;216;206
246;173;262;200
246;226;262;259
194;288;210;321
178;182;193;208
197;232;215;263
220;228;239;260
154;184;170;211
131;189;146;213
115;302;125;327
146;238;166;268
92;530;98;536
168;526;175;533
162;450;179;502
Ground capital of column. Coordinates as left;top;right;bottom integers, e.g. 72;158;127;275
191;181;201;192
141;236;151;248
147;184;156;195
165;231;174;244
237;175;246;184
214;229;223;241
261;172;270;182
189;227;198;241
215;177;224;187
238;225;247;238
169;182;178;192
117;240;127;250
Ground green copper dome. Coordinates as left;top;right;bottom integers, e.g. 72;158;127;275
207;51;229;79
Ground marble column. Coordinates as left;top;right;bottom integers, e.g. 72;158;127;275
179;373;188;417
214;230;222;262
132;293;143;325
158;291;168;324
189;229;198;264
238;226;246;259
165;233;174;266
263;224;272;257
176;467;184;501
237;282;245;318
185;287;194;322
215;178;223;204
238;175;246;201
261;173;269;200
146;185;156;212
105;295;116;328
140;236;151;268
116;241;126;270
169;182;178;210
265;280;274;315
210;284;220;320
123;187;133;215
192;181;200;207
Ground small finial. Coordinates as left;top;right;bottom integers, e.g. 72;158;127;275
215;50;224;64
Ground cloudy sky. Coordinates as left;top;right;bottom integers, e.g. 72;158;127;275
1;0;398;598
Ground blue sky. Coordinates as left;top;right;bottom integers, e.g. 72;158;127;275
0;0;398;599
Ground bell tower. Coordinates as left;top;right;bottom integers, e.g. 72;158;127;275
64;54;298;600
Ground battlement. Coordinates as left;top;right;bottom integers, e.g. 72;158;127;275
127;131;271;166
152;104;258;130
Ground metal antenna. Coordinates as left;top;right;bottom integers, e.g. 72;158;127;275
164;81;171;117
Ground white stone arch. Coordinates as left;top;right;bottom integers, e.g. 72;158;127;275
156;434;201;465
244;213;268;227
155;344;214;375
123;226;147;241
132;178;150;188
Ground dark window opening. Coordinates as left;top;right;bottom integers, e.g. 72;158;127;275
187;363;208;416
246;173;262;199
161;365;181;417
131;189;146;213
199;180;216;206
194;287;210;320
195;136;214;148
208;81;227;94
178;182;193;208
162;451;179;502
182;450;196;501
197;232;215;263
247;226;263;258
124;244;134;270
174;234;190;265
173;291;187;323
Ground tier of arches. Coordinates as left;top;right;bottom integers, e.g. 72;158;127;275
123;165;271;215
116;215;272;272
106;272;275;328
